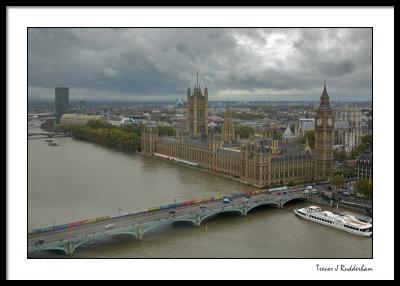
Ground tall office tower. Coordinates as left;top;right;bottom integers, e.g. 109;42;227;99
55;87;69;123
79;100;87;114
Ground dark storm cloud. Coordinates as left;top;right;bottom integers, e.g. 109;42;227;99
28;28;372;101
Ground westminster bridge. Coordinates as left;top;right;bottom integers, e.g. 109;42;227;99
28;190;310;256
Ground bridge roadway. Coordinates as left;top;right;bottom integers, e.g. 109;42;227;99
28;191;309;256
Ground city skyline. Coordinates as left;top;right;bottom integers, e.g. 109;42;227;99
28;28;372;102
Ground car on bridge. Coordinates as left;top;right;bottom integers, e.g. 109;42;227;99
200;204;207;209
169;210;176;214
223;198;231;204
105;224;114;229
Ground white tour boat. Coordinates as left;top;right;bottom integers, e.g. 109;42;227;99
294;206;372;237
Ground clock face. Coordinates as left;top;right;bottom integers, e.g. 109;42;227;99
327;118;333;126
317;118;322;126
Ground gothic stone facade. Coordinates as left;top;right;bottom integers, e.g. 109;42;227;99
186;74;208;138
142;82;333;188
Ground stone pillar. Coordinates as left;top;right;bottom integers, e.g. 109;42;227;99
242;204;248;216
66;240;74;256
137;223;144;240
195;212;201;226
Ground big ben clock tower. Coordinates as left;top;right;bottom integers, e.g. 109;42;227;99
314;81;334;181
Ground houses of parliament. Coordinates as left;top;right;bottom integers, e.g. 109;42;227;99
142;76;334;188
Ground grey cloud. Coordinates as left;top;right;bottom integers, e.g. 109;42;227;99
318;60;355;77
28;28;372;101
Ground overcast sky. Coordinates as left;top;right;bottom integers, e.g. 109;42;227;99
28;28;372;102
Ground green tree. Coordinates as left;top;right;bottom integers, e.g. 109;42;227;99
342;164;355;178
287;180;295;187
350;143;367;159
208;128;215;136
350;135;372;159
300;130;315;149
361;134;373;147
334;150;348;162
40;118;56;132
71;124;140;153
235;125;254;139
356;179;373;199
86;120;113;129
331;174;345;190
157;125;176;136
121;123;144;137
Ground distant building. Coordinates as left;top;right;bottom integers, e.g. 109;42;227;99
298;118;315;137
334;108;369;153
79;101;87;114
355;147;372;180
175;98;184;108
367;110;372;131
282;126;298;143
55;87;69;123
60;114;104;125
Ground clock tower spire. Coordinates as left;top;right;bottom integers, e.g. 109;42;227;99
314;81;334;181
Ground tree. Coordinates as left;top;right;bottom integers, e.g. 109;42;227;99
342;164;355;178
235;125;254;139
86;120;113;129
287;180;295;187
300;130;315;149
157;125;176;136
71;124;141;153
356;179;373;199
40;118;56;132
361;134;372;147
350;135;372;159
331;174;344;190
121;123;144;137
334;149;348;162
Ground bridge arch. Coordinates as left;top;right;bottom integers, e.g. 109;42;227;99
29;246;69;256
173;218;198;226
199;209;243;225
141;221;174;238
72;231;139;253
281;196;309;207
246;201;280;214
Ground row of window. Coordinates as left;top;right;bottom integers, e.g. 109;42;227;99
343;224;361;231
309;215;334;224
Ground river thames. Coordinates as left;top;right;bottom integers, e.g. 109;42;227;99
28;121;372;258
